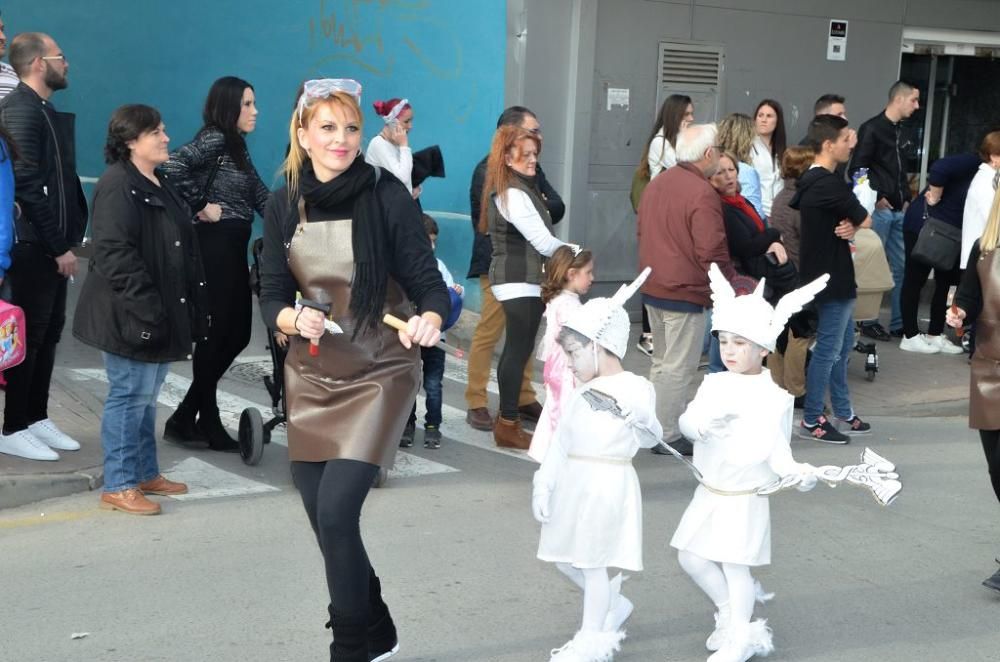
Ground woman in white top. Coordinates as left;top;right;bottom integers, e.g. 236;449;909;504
481;125;571;448
961;131;1000;269
635;94;694;355
750;99;787;218
365;97;420;197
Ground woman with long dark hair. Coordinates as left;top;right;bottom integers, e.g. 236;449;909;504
634;94;694;356
258;79;448;660
751;99;787;217
160;76;270;451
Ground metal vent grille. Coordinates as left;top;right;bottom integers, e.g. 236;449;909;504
658;43;723;87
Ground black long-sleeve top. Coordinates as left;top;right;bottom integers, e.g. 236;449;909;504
160;127;270;226
258;175;450;329
721;200;781;273
955;240;985;321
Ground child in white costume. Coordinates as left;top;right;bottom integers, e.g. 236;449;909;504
533;268;659;662
528;245;595;463
670;264;828;662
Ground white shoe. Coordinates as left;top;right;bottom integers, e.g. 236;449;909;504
899;334;939;354
707;620;774;662
0;429;60;461
706;605;731;651
549;630;625;662
28;418;81;451
603;573;634;631
927;334;964;354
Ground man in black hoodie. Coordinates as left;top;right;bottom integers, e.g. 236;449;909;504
791;115;872;445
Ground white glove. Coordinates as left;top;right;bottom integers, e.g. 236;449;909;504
532;489;551;524
701;413;737;440
795;466;819;492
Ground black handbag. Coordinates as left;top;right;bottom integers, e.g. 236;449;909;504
912;209;961;271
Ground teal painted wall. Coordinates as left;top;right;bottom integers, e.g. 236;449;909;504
5;0;504;309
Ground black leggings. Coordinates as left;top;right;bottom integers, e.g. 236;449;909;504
901;230;961;338
291;459;380;613
641;306;651;335
980;430;1000;504
182;224;252;417
498;296;544;420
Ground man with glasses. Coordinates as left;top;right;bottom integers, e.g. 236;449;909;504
0;12;17;99
637;124;736;457
464;106;565;431
0;33;88;461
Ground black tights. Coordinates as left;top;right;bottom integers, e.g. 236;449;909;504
980;430;1000;504
901;230;961;338
291;459;380;614
181;224;252;419
498;297;544;420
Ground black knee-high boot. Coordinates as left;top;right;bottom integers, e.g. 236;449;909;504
328;607;368;662
367;570;398;659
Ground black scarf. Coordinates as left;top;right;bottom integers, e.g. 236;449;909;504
300;158;387;338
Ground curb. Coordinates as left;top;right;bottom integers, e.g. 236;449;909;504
0;467;103;510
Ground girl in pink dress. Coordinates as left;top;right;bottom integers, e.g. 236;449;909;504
528;246;594;462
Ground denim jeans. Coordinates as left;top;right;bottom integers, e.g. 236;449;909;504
870;208;905;331
409;346;446;428
804;298;856;425
101;352;170;492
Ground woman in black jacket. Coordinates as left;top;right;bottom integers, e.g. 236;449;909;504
160;76;270;451
73;104;209;516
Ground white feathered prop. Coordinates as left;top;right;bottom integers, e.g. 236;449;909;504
708;263;829;352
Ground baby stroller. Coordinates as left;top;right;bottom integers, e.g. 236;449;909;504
238;239;390;487
237;238;288;466
851;228;894;381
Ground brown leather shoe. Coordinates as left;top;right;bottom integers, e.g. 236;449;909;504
494;416;532;449
466;407;493;431
139;475;189;496
100;489;162;515
518;401;544;423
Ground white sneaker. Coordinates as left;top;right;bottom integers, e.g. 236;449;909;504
899;334;939;354
928;334;964;354
28;418;81;451
0;429;60;461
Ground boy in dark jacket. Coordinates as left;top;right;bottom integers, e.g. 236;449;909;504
791;115;872;445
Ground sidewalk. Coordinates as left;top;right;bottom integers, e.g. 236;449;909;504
1;279;971;509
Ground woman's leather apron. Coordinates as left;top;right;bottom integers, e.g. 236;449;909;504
283;200;420;467
971;249;1000;430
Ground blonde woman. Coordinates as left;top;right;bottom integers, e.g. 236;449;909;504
948;186;1000;594
718;113;763;215
258;78;449;660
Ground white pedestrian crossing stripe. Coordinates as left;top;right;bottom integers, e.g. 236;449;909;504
66;369;465;487
165;457;279;501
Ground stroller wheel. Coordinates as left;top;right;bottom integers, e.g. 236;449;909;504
866;369;876;382
239;408;266;466
372;467;389;489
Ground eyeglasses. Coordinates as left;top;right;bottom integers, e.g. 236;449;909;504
297;78;362;120
40;54;66;62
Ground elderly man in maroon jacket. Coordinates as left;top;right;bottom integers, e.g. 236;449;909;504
637;123;736;456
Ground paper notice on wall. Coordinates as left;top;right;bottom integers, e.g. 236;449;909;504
827;19;848;61
607;87;630;111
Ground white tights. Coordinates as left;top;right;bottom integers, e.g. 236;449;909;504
555;563;611;632
677;550;755;626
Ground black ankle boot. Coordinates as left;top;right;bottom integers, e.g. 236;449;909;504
368;572;399;661
328;607;369;662
163;406;204;443
196;413;239;452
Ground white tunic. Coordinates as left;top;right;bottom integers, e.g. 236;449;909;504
534;372;661;571
670;370;810;566
365;134;414;193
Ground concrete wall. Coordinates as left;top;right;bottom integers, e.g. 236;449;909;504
513;0;1000;294
4;0;508;310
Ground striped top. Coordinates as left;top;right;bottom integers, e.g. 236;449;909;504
0;63;18;100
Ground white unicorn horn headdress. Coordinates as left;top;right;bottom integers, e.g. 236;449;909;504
562;267;652;359
708;263;829;351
